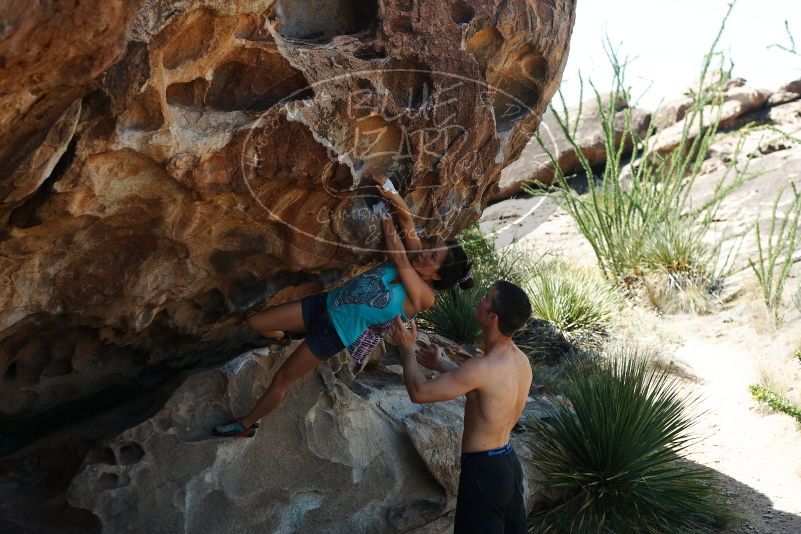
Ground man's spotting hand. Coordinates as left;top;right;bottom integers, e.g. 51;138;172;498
388;317;417;356
415;346;444;372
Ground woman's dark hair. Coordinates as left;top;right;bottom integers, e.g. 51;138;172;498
490;280;532;336
433;239;473;291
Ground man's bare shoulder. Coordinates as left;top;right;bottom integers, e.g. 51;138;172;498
482;342;528;364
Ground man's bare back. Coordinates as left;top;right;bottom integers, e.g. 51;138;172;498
461;339;532;453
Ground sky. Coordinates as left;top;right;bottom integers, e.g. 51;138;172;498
558;0;801;110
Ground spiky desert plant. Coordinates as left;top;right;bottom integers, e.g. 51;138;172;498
416;284;484;345
749;183;801;323
527;263;619;339
528;4;749;300
529;352;729;533
418;225;542;345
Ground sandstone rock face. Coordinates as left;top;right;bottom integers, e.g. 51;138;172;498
64;345;550;533
494;95;650;199
0;1;576;423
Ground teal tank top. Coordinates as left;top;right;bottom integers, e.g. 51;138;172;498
326;262;408;347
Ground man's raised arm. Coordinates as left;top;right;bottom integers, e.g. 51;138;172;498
388;318;481;404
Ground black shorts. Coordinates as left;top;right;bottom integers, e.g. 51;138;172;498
300;292;345;361
454;444;526;534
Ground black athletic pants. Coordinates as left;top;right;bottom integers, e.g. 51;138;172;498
453;446;526;533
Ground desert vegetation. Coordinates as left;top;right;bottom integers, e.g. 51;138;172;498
418;3;801;531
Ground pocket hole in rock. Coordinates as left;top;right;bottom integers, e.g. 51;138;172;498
450;1;475;24
491;48;546;132
42;356;73;378
205;49;313;112
166;78;209;108
466;28;503;71
117;443;145;466
87;447;117;466
4;361;17;382
354;45;387;61
96;472;119;490
120;88;164;132
273;0;378;42
384;59;434;109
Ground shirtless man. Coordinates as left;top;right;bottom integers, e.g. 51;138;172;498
388;280;533;534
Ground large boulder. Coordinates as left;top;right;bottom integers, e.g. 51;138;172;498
0;0;576;424
56;345;552;533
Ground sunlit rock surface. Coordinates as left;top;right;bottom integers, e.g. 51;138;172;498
0;0;576;422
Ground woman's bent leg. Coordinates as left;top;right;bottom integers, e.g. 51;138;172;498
247;300;305;339
241;341;322;428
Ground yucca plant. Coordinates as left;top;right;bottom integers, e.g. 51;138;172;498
417;284;484;345
458;223;540;289
418;224;542;345
529;353;729;533
748;183;801;323
527;4;749;300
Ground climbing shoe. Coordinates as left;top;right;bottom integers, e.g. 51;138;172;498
212;418;259;438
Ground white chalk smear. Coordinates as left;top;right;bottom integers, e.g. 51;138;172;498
372;201;391;219
382;179;397;195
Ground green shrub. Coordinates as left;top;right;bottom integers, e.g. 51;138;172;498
417;284;484;345
642;269;720;315
418;224;542;345
527;6;748;303
749;184;801;324
529;352;730;533
749;384;801;424
527;344;601;394
528;263;619;339
458;223;540;290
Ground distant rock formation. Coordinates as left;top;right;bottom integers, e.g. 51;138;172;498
494;74;799;201
495;94;650;199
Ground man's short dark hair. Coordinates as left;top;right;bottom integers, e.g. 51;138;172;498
490;280;531;337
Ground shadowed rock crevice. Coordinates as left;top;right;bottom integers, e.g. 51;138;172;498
119;86;164;132
6;135;77;229
384;58;435;109
205;48;313;112
165;78;209;108
492;47;549;132
451;1;476;24
273;0;379;42
467;27;504;73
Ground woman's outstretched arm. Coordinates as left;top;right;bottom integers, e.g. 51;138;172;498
379;212;434;314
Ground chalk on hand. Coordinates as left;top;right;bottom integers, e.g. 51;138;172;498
382;179;398;195
372;201;391;219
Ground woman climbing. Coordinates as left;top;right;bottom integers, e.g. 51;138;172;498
213;175;473;438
